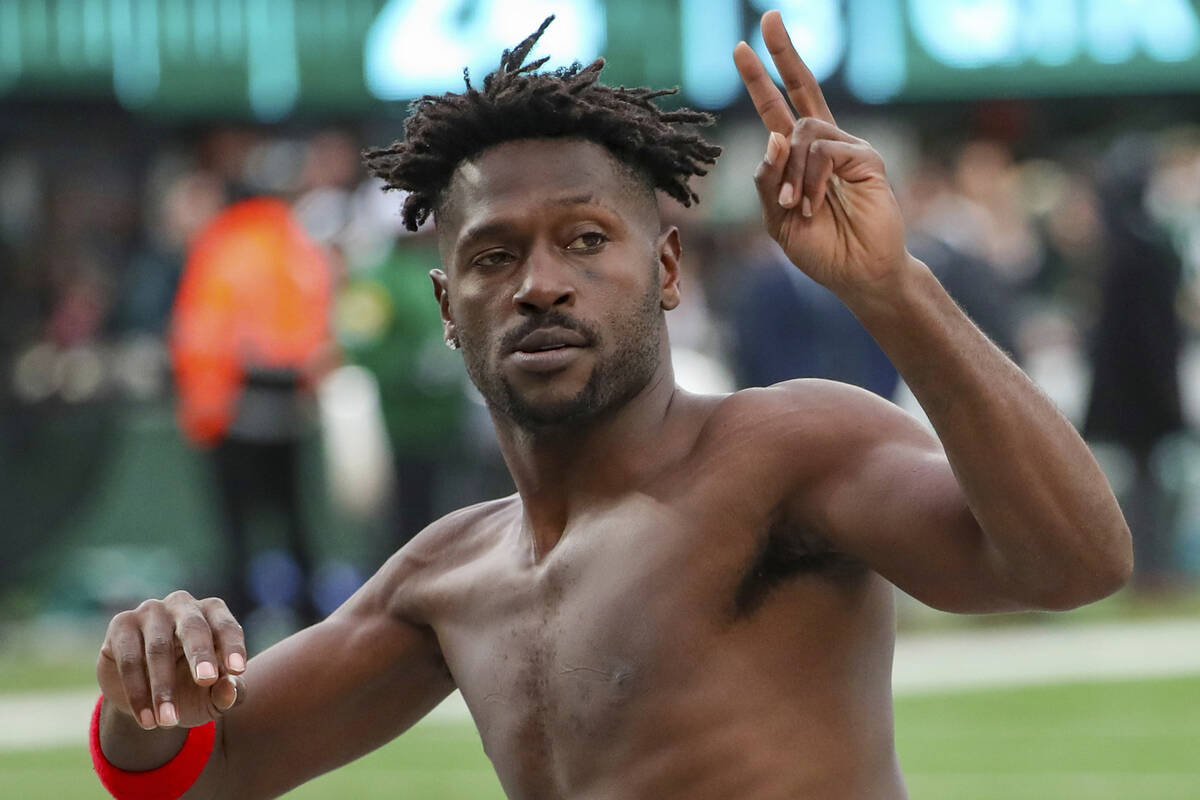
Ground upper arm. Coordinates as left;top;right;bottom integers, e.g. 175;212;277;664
192;551;456;799
766;380;1022;613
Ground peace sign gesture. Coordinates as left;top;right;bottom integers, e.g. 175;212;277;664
734;11;910;298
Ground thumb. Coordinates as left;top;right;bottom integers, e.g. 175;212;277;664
753;131;791;235
209;674;246;715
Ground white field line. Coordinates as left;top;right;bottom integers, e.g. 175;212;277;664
892;618;1200;695
0;688;104;752
3;619;1199;753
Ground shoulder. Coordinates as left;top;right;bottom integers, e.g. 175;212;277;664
364;494;522;624
683;379;937;496
703;379;920;448
399;494;520;570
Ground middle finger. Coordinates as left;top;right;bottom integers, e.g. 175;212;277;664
142;607;181;727
760;10;836;125
174;606;220;686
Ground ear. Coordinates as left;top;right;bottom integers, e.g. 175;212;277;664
430;268;457;342
656;226;683;311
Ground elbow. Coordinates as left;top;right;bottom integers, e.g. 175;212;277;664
1032;522;1134;611
1089;519;1136;600
1105;524;1136;591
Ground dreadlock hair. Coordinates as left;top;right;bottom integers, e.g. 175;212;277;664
363;16;722;232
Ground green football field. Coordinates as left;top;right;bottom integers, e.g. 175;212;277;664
3;675;1197;799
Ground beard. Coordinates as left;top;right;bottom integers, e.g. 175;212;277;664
457;270;663;432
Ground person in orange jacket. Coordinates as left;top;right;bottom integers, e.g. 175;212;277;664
169;196;333;629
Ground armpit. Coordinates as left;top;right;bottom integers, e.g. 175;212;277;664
731;513;863;619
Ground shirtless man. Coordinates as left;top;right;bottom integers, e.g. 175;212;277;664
94;13;1132;799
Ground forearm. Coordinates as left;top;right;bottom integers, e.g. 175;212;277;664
845;255;1132;607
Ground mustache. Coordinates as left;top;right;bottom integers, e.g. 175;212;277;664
500;311;596;352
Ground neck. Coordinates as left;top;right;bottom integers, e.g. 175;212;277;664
491;357;679;561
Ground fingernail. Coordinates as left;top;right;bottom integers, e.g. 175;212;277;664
228;653;245;672
765;132;784;166
802;195;813;218
778;182;794;207
139;709;157;730
159;702;177;727
197;661;217;680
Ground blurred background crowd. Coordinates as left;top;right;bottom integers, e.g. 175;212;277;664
4;0;1200;653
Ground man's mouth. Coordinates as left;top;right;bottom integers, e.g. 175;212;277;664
512;327;589;353
508;327;590;373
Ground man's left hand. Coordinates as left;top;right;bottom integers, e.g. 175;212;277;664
734;10;910;300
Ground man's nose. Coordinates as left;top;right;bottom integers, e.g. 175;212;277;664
512;252;575;314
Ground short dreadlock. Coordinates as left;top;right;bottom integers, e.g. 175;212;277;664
363;16;722;232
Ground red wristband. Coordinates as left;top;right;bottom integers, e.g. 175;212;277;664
90;695;216;800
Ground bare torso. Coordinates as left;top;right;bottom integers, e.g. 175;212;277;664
393;391;906;799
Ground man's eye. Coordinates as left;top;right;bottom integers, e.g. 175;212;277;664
566;232;608;251
474;250;514;268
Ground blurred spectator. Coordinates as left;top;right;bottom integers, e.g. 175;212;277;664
903;152;994;270
1084;135;1187;594
901;153;1021;358
169;197;334;627
951;140;1043;287
907;232;1019;360
114;169;226;336
731;235;899;398
336;234;469;550
730;224;1017;400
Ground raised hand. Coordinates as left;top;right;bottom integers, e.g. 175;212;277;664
97;590;247;730
734;11;909;298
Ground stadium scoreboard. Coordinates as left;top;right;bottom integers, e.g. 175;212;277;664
1;0;1197;119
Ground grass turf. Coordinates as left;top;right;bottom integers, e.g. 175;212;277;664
3;675;1197;799
896;676;1200;799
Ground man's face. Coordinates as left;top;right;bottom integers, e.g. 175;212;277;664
431;138;681;431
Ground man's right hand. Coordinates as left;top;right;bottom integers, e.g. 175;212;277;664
97;590;247;730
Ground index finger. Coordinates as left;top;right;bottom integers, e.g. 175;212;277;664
734;40;795;135
760;10;836;125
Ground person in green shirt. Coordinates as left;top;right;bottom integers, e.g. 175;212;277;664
336;233;469;546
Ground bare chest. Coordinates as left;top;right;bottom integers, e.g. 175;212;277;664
428;496;734;786
421;488;867;798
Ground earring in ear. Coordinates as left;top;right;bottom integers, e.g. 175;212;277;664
445;337;460;350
